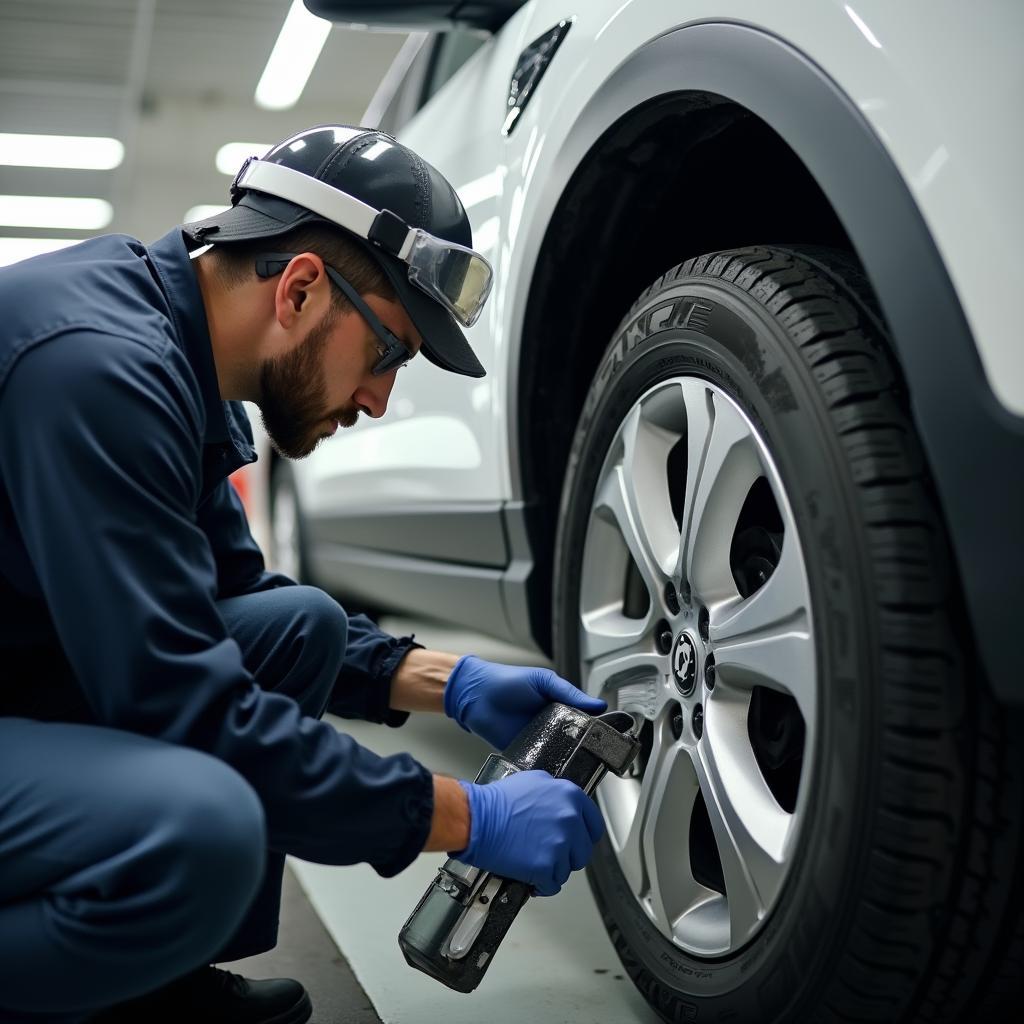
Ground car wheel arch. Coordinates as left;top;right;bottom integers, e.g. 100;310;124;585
508;21;1021;700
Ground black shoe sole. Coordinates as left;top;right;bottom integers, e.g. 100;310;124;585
265;990;313;1024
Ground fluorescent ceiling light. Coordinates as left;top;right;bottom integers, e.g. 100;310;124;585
0;133;124;170
184;204;230;223
215;142;271;177
0;237;80;267
255;0;332;111
0;196;112;230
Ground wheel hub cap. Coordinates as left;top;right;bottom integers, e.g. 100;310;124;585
670;632;698;695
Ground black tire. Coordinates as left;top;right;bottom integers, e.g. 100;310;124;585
552;245;1023;1023
269;458;311;584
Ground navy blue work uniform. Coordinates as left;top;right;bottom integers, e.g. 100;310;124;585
0;229;434;1021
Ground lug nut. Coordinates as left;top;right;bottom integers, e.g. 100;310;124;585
679;579;692;606
670;705;683;740
698;606;710;642
664;582;680;616
705;655;716;690
656;620;673;654
692;704;704;740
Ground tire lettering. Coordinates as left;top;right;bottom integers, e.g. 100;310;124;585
658;950;711;982
623;312;649;354
649;304;675;333
685;300;713;332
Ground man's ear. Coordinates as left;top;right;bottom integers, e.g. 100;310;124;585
274;253;326;327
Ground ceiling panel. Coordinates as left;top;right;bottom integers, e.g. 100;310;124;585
0;0;408;241
145;0;307;103
0;0;138;86
0;91;122;138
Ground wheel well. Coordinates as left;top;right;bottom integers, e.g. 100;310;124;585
517;92;855;653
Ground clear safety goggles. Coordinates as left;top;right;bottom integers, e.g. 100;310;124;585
232;158;494;328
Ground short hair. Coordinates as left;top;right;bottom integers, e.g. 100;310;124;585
208;221;395;318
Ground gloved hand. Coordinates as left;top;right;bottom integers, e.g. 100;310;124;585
444;655;607;750
454;770;605;896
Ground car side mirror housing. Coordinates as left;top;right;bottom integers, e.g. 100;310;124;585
303;0;528;33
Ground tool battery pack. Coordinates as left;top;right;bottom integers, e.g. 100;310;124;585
398;703;639;992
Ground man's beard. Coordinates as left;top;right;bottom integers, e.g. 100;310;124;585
258;312;358;459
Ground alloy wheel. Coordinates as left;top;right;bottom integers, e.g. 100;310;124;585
579;376;815;957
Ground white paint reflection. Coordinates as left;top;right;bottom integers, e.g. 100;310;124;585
914;146;949;190
458;168;505;209
473;215;500;255
844;5;882;49
391;396;415;419
596;0;632;41
314;415;482;477
508;185;526;248
470;382;491;413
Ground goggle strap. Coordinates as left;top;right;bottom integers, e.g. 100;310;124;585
238;159;417;260
368;209;414;258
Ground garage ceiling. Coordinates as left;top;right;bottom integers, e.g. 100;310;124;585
0;0;408;243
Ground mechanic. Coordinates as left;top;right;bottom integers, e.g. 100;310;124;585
0;125;607;1024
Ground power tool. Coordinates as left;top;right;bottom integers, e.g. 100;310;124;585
398;702;639;993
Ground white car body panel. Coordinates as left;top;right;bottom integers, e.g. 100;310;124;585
297;0;1021;522
495;0;1023;417
295;25;521;516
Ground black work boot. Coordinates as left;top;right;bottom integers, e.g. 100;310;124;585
90;965;312;1023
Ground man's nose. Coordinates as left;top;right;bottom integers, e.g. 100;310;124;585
353;372;397;419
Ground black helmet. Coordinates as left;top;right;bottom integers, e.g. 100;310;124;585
183;125;491;378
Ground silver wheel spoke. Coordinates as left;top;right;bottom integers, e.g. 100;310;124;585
645;738;717;937
593;403;680;599
693;698;792;947
710;541;815;714
602;717;713;939
586;644;666;713
677;380;762;604
602;716;670;898
581;604;650;662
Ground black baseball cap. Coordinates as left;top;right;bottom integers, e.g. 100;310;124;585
183;125;487;378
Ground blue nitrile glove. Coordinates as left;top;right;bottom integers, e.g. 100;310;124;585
453;770;605;896
443;655;608;750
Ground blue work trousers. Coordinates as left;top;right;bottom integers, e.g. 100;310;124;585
0;585;346;1022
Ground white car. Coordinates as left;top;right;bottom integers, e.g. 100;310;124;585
245;3;1024;1020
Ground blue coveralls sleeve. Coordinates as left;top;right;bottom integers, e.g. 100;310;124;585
197;477;295;598
328;613;423;727
0;329;433;875
198;473;423;726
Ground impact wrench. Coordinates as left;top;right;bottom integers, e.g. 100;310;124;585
399;702;640;992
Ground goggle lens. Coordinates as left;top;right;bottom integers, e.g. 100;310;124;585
407;232;494;328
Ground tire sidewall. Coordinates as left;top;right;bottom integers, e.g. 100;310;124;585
553;278;879;1019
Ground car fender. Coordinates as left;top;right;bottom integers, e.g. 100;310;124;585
501;8;1024;701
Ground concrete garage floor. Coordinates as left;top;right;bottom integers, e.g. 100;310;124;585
230;617;660;1024
222;866;382;1024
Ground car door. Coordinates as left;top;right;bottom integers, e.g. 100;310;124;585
293;24;521;543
